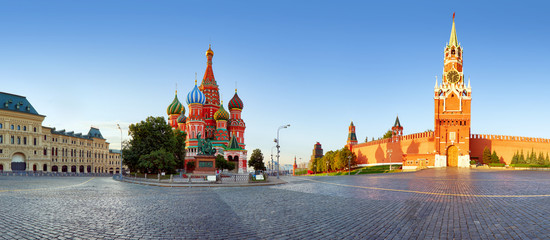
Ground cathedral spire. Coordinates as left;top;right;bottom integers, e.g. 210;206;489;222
202;45;216;86
449;12;458;47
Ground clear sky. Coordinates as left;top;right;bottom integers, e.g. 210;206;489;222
1;1;549;167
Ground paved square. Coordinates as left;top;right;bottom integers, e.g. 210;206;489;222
1;168;550;239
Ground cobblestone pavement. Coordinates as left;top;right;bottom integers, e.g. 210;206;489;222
1;168;550;239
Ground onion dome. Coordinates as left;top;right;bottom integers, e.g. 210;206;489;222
177;112;187;124
214;103;229;121
228;89;243;110
186;80;206;105
167;92;184;115
206;44;214;56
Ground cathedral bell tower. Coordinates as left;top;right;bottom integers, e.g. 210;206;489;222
433;13;471;167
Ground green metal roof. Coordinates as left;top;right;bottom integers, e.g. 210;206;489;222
225;135;243;150
0;92;41;116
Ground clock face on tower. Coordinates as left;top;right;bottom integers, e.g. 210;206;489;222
447;70;459;84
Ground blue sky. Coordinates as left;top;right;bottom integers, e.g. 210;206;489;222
1;1;549;167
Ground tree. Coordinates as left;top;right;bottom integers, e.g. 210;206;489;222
519;149;525;164
216;154;235;171
337;147;357;170
382;130;392;139
482;147;491;164
248;149;266;171
308;157;318;172
173;130;187;170
537;152;544;165
511;151;519;165
490;150;499;163
530;149;536;164
323;151;335;172
138;149;176;173
122;116;185;173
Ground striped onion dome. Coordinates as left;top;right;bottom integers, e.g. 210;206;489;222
214;103;229;121
186;82;206;105
177;112;187;123
228;90;243;110
167;93;184;115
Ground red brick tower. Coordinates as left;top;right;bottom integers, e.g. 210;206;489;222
433;13;472;167
346;121;358;150
391;116;403;143
293;156;297;176
199;45;221;139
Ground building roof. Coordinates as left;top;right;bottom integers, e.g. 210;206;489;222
167;92;184;115
50;127;106;140
187;81;206;105
214;103;229;121
228;90;243;110
225;135;243;150
394;116;402;128
449;13;458;47
0;92;41;116
87;127;105;139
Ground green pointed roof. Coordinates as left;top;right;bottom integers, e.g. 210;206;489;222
449;14;458;47
394;116;402;128
225;135;243;150
347;132;357;142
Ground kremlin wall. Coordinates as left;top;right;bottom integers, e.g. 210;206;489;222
346;15;550;170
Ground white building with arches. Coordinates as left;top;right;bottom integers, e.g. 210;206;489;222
0;92;122;173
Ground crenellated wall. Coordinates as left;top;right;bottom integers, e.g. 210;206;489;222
470;134;550;164
352;132;435;166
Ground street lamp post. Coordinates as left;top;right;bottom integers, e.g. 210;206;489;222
275;124;290;179
387;149;393;171
117;124;123;179
271;146;277;175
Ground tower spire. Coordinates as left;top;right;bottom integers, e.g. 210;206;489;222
449;12;458;46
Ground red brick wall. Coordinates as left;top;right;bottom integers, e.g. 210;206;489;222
470;134;550;164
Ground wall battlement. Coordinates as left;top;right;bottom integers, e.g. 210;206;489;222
471;134;550;143
355;131;435;148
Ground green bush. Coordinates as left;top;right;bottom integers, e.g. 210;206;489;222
488;163;505;167
510;164;550;168
470;160;477;165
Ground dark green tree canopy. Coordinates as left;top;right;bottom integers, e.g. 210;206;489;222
216;154;235;171
248;149;266;171
122;116;186;173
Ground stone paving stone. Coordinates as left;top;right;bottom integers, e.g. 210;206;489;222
0;169;550;239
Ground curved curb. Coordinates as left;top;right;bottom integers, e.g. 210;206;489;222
117;178;287;188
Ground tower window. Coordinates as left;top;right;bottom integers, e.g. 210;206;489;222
451;49;455;55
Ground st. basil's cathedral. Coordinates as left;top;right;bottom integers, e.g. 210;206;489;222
166;46;247;173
